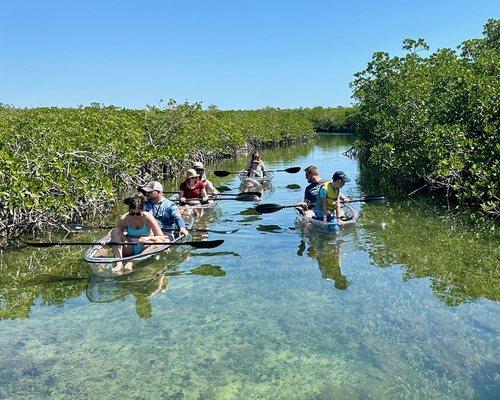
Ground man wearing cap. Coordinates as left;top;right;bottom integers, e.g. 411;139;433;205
192;161;219;196
313;171;350;222
139;181;189;236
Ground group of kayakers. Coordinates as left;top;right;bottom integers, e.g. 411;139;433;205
108;161;218;272
106;154;351;273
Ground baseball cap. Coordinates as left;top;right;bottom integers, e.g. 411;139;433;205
332;171;350;182
138;181;163;193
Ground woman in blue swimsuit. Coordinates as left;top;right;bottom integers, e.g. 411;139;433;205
109;193;165;272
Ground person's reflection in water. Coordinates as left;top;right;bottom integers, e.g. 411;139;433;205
298;239;350;290
133;274;169;318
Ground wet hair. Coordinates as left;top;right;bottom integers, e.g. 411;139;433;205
251;151;260;160
123;193;145;211
305;165;319;176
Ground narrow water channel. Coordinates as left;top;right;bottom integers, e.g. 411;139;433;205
1;135;498;399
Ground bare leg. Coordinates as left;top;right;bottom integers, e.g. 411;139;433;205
304;209;316;218
110;227;127;272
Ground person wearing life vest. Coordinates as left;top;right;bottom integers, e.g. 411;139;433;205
313;171;350;223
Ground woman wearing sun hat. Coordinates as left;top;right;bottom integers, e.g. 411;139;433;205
179;168;209;204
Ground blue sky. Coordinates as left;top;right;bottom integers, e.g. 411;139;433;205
1;0;498;110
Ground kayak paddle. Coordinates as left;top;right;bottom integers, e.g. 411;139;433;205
255;195;387;214
213;166;301;177
66;223;238;235
22;239;224;249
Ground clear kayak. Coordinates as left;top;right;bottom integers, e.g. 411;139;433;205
295;203;358;234
238;172;273;188
169;194;220;218
83;214;195;277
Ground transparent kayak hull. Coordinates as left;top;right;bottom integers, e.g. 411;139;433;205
83;214;195;277
294;203;358;234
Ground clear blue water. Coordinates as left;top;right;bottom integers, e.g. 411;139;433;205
1;135;498;399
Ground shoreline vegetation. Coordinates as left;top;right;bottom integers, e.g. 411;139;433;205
351;19;499;218
0;103;354;245
1;19;497;246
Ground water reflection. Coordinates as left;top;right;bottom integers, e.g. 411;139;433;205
359;201;500;305
87;273;169;318
86;262;227;317
297;237;350;290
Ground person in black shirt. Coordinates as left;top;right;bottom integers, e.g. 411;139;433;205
302;165;324;218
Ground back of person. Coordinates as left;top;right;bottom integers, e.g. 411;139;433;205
304;180;325;207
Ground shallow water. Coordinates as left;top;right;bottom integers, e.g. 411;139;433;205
1;135;499;399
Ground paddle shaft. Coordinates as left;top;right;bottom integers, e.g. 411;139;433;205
255;196;387;213
214;166;300;177
163;191;261;196
67;224;238;235
22;239;224;249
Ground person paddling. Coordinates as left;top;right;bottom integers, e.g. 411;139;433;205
245;151;268;177
109;193;166;273
139;181;189;237
301;165;326;218
179;169;209;204
313;171;350;223
192;161;219;196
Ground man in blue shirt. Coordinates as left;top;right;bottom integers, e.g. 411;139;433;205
139;181;189;236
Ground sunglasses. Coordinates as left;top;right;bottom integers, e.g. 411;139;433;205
187;176;198;180
129;211;143;216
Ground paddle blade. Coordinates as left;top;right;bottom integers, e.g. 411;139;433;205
67;223;114;231
218;191;262;197
213;170;232;177
345;195;388;205
21;240;60;248
364;195;388;204
215;185;233;192
284;166;301;174
185;239;224;249
235;194;261;202
255;203;285;214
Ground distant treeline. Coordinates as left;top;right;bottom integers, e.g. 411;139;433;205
351;19;499;216
0;103;354;241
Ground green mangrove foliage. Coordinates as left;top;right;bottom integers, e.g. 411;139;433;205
0;103;317;242
351;19;499;215
298;106;359;132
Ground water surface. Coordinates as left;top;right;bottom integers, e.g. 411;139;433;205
1;135;499;399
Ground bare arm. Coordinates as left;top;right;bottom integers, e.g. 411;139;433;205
322;198;328;222
200;188;209;202
141;214;167;242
